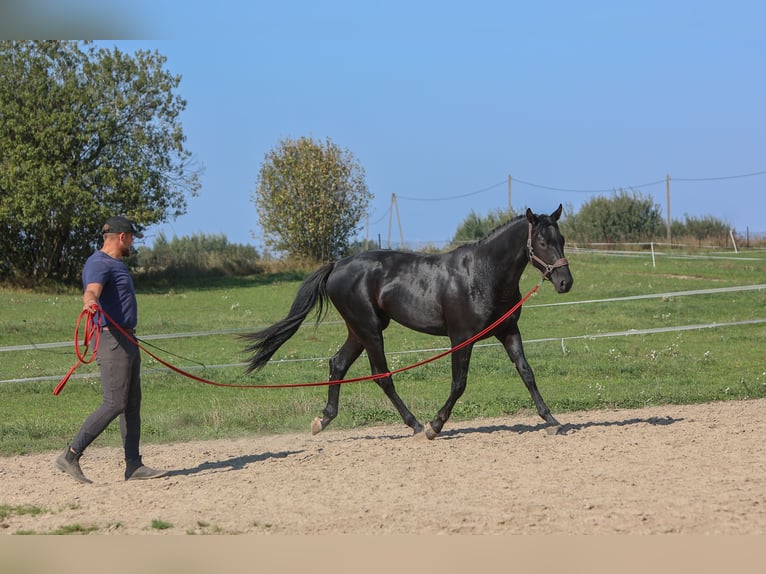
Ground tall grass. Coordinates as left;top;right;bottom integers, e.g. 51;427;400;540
1;249;764;455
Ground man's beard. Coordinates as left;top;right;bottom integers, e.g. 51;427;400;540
121;245;131;257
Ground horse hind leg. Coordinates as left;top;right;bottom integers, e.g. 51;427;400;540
311;338;364;435
312;337;424;436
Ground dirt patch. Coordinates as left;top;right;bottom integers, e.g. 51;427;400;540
2;399;765;535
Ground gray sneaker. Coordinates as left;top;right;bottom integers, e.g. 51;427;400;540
55;448;93;484
125;457;168;481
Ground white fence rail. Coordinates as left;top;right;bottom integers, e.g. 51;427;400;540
2;283;764;385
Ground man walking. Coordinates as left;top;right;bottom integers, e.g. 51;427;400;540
55;215;167;483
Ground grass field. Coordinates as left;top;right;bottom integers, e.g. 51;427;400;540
1;247;765;456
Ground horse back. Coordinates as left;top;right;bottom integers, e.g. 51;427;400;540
325;249;479;336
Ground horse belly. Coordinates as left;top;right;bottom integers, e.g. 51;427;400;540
327;252;450;336
379;289;447;336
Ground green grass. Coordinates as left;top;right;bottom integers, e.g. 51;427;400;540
0;504;47;520
151;519;173;530
50;524;100;535
1;249;765;456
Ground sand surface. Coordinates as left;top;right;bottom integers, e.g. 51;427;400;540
2;399;765;535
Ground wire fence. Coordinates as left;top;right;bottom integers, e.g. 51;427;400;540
3;282;764;385
371;234;766;254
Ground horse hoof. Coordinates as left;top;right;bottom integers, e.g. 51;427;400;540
546;424;562;436
425;424;438;440
311;417;324;435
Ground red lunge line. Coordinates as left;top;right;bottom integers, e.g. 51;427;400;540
54;284;539;394
53;309;100;395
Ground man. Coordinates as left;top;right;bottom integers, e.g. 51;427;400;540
55;215;167;483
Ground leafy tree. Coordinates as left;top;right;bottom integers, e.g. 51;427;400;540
562;189;664;244
253;136;372;262
0;40;201;284
451;207;518;246
673;214;731;247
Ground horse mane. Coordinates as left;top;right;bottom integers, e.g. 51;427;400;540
475;213;527;245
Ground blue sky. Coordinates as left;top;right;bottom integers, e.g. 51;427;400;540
10;0;766;248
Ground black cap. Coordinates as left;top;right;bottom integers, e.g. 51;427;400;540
102;215;144;238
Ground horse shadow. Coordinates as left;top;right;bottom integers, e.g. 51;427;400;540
329;415;684;444
164;450;304;477
439;415;684;439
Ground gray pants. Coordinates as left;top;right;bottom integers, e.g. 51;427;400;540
70;329;142;460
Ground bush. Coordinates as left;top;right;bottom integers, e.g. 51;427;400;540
562;189;664;244
671;214;731;247
132;232;262;280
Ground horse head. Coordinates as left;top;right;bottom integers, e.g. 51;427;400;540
525;204;573;293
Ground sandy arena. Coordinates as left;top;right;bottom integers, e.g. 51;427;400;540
2;398;765;535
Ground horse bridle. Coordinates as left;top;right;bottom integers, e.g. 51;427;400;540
527;222;569;281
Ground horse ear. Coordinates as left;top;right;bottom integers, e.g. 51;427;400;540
551;204;563;221
526;208;537;225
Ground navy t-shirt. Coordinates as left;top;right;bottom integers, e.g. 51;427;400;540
82;251;138;329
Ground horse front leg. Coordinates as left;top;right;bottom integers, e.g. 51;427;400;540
363;340;424;435
312;338;363;435
498;330;562;435
425;345;472;440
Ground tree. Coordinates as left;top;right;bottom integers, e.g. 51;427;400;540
0;41;201;283
253;136;372;262
562;189;664;244
674;214;731;247
451;207;517;246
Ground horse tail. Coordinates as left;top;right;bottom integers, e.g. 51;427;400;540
241;263;334;374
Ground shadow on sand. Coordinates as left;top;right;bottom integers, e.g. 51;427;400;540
165;450;304;477
439;415;684;440
329;414;684;443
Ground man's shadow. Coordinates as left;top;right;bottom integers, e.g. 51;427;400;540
165;450;304;477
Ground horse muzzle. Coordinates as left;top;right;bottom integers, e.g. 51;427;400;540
550;265;573;293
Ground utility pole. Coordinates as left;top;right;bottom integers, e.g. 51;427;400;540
394;194;405;249
508;174;512;212
387;194;394;249
666;174;672;245
387;193;406;249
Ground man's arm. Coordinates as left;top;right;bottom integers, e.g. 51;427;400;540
83;282;103;313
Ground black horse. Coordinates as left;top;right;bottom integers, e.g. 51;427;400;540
243;205;573;439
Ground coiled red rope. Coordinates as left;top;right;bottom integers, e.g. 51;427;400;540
53;308;101;395
54;283;539;395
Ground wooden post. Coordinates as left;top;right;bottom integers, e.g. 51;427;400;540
666;174;672;245
387;194;394;249
387;193;405;250
393;193;405;250
508;174;512;212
